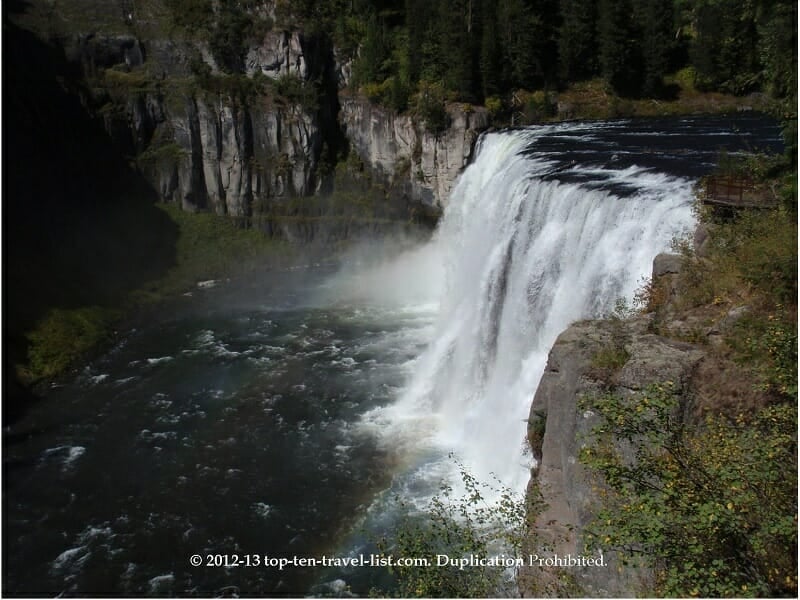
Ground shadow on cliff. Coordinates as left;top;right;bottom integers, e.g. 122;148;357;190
2;4;179;425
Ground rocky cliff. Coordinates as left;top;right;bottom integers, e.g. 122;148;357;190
15;1;487;226
76;27;335;218
339;95;489;209
519;259;707;597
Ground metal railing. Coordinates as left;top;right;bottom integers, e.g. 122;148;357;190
703;176;776;209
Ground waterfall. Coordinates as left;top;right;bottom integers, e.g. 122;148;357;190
367;125;697;497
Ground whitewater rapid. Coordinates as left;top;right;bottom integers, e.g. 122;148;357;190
5;115;781;597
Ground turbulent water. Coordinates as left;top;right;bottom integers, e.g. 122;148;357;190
3;115;782;597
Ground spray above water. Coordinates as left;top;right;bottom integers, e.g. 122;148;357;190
317;235;445;310
371;126;697;497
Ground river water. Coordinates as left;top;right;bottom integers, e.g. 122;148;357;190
3;114;782;597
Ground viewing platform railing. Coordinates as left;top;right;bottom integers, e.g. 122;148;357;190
701;176;777;209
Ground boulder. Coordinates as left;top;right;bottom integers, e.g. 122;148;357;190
652;252;683;277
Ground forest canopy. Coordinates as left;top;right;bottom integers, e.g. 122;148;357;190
276;0;797;109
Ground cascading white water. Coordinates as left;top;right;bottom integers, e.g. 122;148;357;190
369;126;697;497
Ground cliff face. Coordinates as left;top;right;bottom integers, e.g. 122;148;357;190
30;3;486;221
74;28;330;217
339;96;489;208
520;261;707;597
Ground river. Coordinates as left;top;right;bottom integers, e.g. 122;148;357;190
3;114;783;597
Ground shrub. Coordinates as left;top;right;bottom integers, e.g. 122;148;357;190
377;462;533;597
522;90;556;121
360;81;384;103
672;206;797;309
412;80;450;134
485;96;503;119
137;142;186;168
731;308;798;400
580;384;798;597
26;307;120;381
273;74;318;110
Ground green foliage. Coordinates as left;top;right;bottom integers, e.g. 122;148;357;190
164;0;214;32
671;66;697;92
689;0;761;95
272;74;319;110
352;13;390;87
580;384;798;597
479;5;503;98
589;298;632;382
193;71;269;101
710;208;797;305
521;90;556;122
731;308;798;400
674;197;797;310
378;462;531;597
25;307;121;381
303;0;796;125
208;1;256;73
484;96;504;119
496;0;547;91
361;77;409;113
22;203;293;383
412;81;449;134
101;68;156;94
136;142;187;167
597;0;643;97
166;0;272;73
558;0;598;82
757;1;798;100
132;203;292;303
590;346;630;381
274;0;352;33
633;0;674;97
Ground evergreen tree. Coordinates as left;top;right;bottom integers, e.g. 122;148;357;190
497;0;540;89
439;0;477;101
352;12;389;85
690;0;760;94
480;2;504;97
558;0;598;83
531;0;562;89
633;0;673;97
405;0;426;84
757;0;798;101
597;0;642;96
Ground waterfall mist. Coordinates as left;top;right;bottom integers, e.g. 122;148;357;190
364;127;697;497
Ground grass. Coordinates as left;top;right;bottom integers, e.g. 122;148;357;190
636;155;797;411
19;204;294;386
524;73;776;124
25;306;123;382
127;203;295;304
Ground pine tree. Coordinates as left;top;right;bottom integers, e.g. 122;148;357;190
497;0;540;89
439;0;477;100
757;0;797;100
405;0;426;84
597;0;642;96
558;0;598;82
480;2;504;97
689;0;760;94
633;0;673;97
352;12;389;85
